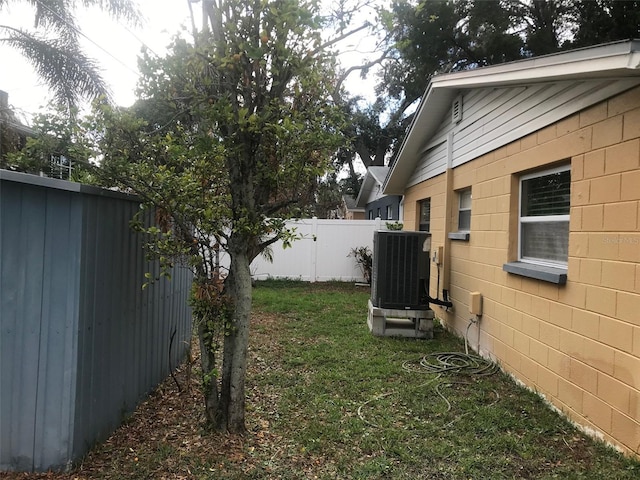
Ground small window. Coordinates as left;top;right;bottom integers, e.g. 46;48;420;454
458;189;472;231
368;210;374;220
519;165;570;267
386;204;393;220
419;199;431;232
376;208;381;219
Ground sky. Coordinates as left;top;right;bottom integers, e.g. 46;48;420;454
1;0;380;124
0;0;195;121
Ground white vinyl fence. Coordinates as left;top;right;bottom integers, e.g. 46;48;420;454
247;217;387;282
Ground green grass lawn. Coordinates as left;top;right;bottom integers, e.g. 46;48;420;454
13;280;639;479
246;280;640;479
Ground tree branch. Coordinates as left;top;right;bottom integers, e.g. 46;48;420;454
305;22;370;60
333;49;391;99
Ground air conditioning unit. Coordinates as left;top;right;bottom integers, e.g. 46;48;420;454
371;230;431;310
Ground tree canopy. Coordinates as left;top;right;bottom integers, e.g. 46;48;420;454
2;104;97;177
336;0;640;176
93;0;347;432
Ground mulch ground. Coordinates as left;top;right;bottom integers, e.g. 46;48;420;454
3;312;288;479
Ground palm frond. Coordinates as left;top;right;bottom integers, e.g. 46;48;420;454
79;0;141;25
1;27;112;110
0;0;140;110
31;0;80;44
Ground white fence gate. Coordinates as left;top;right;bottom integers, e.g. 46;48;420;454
246;217;387;282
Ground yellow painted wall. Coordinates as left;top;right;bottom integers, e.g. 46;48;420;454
403;85;640;456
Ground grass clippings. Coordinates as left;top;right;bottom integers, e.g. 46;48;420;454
5;280;640;479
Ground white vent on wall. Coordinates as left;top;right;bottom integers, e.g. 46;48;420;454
451;94;463;124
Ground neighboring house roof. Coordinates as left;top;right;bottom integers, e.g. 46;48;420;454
0;89;35;156
2;118;35;138
342;194;363;212
355;166;390;208
385;39;640;194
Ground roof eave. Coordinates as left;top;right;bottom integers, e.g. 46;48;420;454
355;172;375;207
383;40;640;196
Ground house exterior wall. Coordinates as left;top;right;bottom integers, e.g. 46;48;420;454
345;209;365;220
365;195;402;221
402;85;640;457
407;78;640;188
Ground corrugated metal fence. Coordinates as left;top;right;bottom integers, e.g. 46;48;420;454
0;171;192;472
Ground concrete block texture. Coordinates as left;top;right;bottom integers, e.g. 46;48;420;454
402;86;640;456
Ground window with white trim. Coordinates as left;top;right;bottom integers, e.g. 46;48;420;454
386;204;393;220
458;188;472;231
519;165;570;267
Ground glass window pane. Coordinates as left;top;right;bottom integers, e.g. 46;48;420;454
521;221;569;263
458;210;471;231
459;189;472;209
521;170;570;217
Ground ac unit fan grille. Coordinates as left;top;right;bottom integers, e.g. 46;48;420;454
371;231;430;310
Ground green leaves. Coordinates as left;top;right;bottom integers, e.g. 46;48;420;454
3;103;98;177
79;0;349;430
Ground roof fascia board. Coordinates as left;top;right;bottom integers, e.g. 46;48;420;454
384;84;454;194
431;39;640;88
384;40;640;195
431;52;640;89
355;171;375;207
356;167;391;207
369;166;389;185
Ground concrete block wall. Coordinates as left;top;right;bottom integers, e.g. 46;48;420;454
403;85;640;456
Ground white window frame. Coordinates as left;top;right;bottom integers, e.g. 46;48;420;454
457;188;472;232
518;164;570;268
386;204;393;220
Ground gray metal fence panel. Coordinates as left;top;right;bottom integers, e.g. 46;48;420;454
1;180;82;471
32;187;83;471
72;194;193;460
0;171;192;472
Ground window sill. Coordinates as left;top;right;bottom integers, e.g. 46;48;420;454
448;232;470;241
503;262;567;285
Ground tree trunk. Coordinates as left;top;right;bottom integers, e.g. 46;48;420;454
217;244;253;432
198;319;220;425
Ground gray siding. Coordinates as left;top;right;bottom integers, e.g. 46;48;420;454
408;139;448;186
365;195;402;221
407;78;640;186
1;171;192;472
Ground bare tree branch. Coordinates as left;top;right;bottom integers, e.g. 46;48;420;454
333;48;391;99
